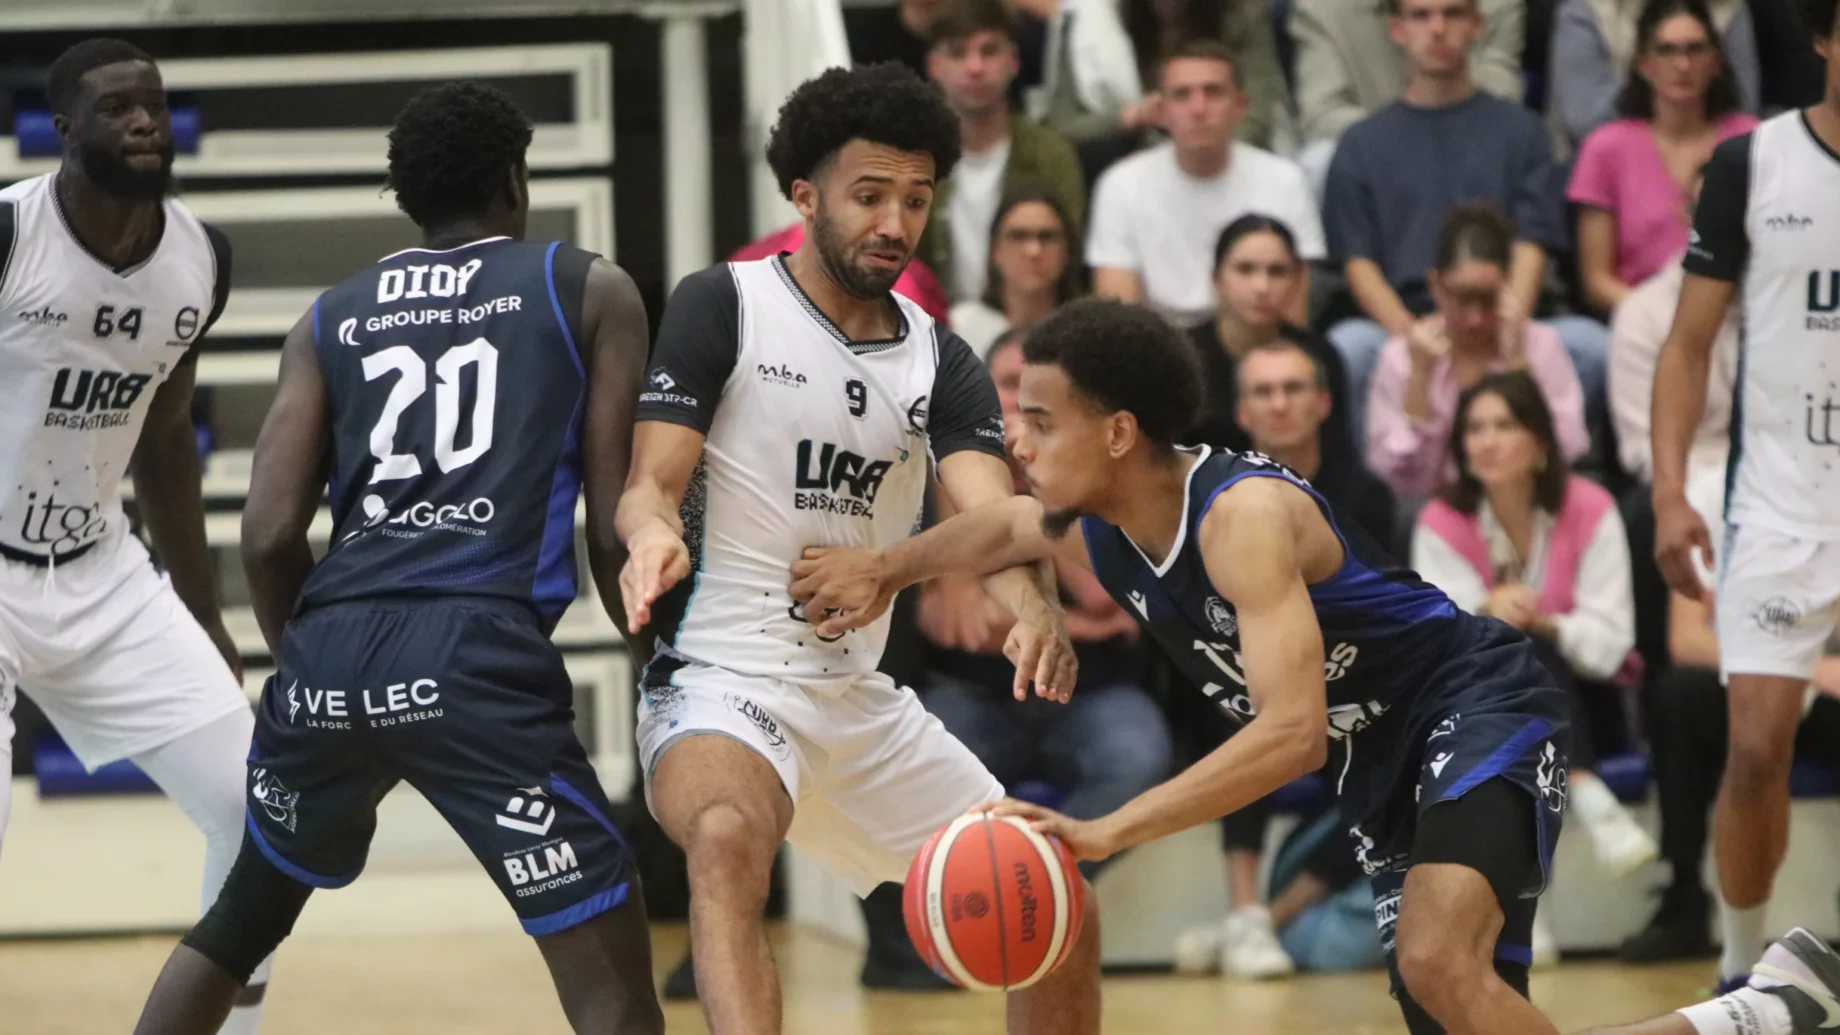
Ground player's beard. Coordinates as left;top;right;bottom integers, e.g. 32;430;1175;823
812;202;905;300
78;137;175;202
1041;506;1084;539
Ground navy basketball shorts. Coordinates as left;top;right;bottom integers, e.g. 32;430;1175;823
244;597;636;936
1338;616;1572;985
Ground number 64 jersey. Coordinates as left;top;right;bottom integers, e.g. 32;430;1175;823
0;174;229;563
299;237;597;632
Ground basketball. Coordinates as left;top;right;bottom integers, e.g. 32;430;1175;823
903;812;1086;991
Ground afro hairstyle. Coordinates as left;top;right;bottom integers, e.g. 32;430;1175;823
764;63;961;200
386;81;533;229
47;39;157;116
1021;298;1204;447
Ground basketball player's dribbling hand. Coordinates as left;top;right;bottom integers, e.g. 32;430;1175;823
1654;493;1716;604
620;523;692;634
1003;607;1078;704
978;799;1119;863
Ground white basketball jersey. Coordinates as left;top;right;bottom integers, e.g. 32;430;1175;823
1692;113;1840;539
636;257;1005;691
0;174;226;561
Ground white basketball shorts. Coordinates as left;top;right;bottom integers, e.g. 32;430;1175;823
1716;522;1840;683
635;655;1005;895
0;532;249;770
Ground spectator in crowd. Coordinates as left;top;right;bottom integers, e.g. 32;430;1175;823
1412;372;1655;961
1366;206;1589;503
1118;0;1288;148
952;189;1086;358
1626;468;1840;962
923;0;1087;303
1568;0;1757;314
1170;338;1397;980
1260;802;1387;973
1088;40;1324;328
1239;340;1399;548
1031;0;1162;179
1323;0;1608;442
1548;0;1759;155
1186;216;1353;457
729;222;952;324
846;0;941;78
1290;0;1526;199
1606;166;1739;485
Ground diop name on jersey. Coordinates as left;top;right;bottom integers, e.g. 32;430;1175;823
364;294;522;333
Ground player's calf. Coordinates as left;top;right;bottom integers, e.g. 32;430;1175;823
135;839;312;1035
1395;864;1558;1035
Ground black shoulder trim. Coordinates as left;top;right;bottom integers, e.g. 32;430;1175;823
200;222;233;338
0;200;17;299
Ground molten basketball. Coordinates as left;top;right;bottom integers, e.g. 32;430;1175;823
903;812;1085;991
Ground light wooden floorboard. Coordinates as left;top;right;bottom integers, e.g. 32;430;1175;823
0;923;1717;1034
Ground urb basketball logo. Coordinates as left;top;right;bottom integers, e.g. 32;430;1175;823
793;439;894;517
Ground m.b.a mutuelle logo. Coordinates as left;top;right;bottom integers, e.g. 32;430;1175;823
792;439;896;517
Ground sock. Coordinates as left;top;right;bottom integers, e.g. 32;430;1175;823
1676;989;1795;1035
1569;772;1622;828
1719;901;1769;982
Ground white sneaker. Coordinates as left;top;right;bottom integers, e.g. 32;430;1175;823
1532;905;1560;969
1585;803;1660;878
1173;917;1228;975
1221;906;1296;979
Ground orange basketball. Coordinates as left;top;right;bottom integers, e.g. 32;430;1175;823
903;812;1086;991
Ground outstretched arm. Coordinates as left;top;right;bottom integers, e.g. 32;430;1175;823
242;309;330;657
788;492;1089;633
614;422;703;634
934;451;1076;702
577;258;651;655
993;479;1329;860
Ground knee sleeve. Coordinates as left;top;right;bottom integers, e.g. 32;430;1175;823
181;834;312;985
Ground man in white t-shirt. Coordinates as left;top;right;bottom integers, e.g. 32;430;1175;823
1086;39;1325;329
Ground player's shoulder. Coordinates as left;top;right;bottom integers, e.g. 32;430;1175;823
1196;453;1314;534
666;261;742;310
0;173;49;205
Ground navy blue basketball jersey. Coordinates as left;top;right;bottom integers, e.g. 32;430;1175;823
297;237;596;630
1081;446;1461;736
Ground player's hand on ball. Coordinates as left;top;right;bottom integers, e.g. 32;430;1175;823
620;523;691;634
1003;605;1077;704
789;546;895;637
979;799;1118;862
1654;492;1715;603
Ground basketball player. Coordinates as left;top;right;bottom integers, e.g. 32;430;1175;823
791;299;1840;1035
1652;0;1840;996
616;63;1098;1034
130;83;662;1034
0;40;272;1033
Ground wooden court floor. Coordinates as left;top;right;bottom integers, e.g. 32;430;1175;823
0;923;1715;1034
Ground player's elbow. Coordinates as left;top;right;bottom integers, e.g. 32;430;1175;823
240;507;307;570
1294;727;1329;773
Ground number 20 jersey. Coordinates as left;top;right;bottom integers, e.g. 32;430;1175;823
299;237;596;630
